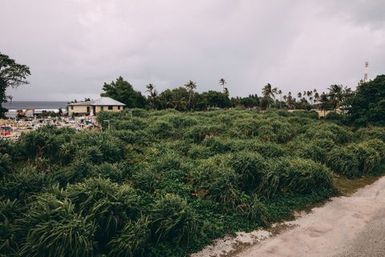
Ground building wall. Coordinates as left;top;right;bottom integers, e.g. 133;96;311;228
68;105;90;116
95;106;123;113
68;105;124;115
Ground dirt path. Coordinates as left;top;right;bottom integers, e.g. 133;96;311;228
192;176;385;257
235;176;385;257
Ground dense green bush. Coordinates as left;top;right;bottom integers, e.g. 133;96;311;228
360;139;385;159
187;144;214;159
0;199;23;256
20;194;95;257
151;194;200;244
230;119;259;138
167;115;198;129
349;143;382;175
17;126;74;162
1;109;384;257
303;123;353;144
147;120;174;139
289;138;335;164
66;178;142;246
191;157;240;207
0;153;11;175
327;142;384;177
228;152;266;192
259;120;294;143
356;127;385;142
243;194;269;225
51;160;93;186
132;166;159;193
0;140;17;161
245;141;286;158
348;75;385;126
185;125;223;143
260;158;334;198
326;146;360;177
108;217;150;257
111;130;149;145
114;118;147;131
202;137;233;153
0;167;48;200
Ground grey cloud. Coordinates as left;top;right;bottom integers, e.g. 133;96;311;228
1;0;385;100
324;0;385;29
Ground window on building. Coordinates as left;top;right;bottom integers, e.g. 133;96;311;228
101;106;104;111
118;106;121;110
71;106;73;110
108;106;113;110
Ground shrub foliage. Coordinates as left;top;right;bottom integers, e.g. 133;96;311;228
1;109;384;257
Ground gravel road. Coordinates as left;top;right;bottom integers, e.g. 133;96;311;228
234;176;385;257
335;208;385;257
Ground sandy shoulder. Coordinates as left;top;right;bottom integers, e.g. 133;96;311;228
192;176;385;257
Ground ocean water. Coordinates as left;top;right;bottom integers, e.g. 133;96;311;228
3;101;68;110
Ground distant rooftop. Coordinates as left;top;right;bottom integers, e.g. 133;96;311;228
68;97;126;106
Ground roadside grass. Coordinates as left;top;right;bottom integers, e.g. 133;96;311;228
334;164;385;196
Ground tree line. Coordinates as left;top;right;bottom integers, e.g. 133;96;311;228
101;76;354;113
1;51;384;126
101;75;385;126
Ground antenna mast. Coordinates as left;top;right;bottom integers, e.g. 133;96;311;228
363;61;369;83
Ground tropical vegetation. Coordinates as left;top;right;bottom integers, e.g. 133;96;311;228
2;109;385;257
100;75;385;127
0;52;30;117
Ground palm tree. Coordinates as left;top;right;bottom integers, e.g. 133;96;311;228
146;83;157;108
314;91;320;105
219;78;226;91
223;87;229;96
287;91;294;109
328;84;344;110
343;86;353;100
320;92;330;114
262;83;276;99
185;80;197;110
306;90;313;105
278;89;282;108
146;84;157;97
185;80;197;91
297;92;302;98
340;86;353;111
262;83;277;109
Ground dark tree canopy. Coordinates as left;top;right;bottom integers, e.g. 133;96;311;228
201;91;232;109
156;87;190;111
101;76;147;108
348;75;385;126
239;94;260;108
0;53;31;116
153;87;232;111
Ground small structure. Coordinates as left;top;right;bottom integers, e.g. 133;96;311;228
5;110;17;119
67;97;125;116
0;125;12;137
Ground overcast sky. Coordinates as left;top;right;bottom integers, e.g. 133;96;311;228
1;0;385;101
